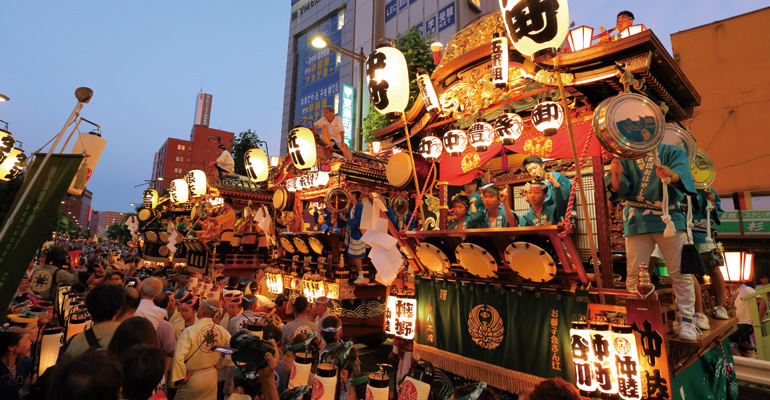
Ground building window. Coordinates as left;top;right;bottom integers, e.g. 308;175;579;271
177;144;186;151
176;156;185;162
208;136;221;144
174;168;183;174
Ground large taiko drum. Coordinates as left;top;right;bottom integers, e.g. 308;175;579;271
137;208;157;222
292;235;311;254
593;93;666;159
145;231;159;242
279;237;296;254
386;152;432;188
690;149;716;189
415;238;455;275
273;187;295;211
454;238;499;278
504;242;557;283
661;124;697;163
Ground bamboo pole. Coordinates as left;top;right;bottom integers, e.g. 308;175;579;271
401;113;426;229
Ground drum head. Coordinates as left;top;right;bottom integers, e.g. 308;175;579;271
145;231;158;242
293;237;310;254
662;124;697;163
690;149;716;189
158;246;170;257
273;188;289;210
308;236;325;255
454;243;497;278
594;93;665;159
386;152;413;187
158;231;170;242
504;242;557;282
280;237;296;253
325;188;350;214
137;208;152;221
416;243;451;274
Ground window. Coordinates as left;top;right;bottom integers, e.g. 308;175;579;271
176;156;184;162
177;144;186;151
174;168;183;174
208;136;221;144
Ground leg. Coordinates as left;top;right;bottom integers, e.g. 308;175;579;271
693;278;703;314
624;234;658;293
654;231;695;319
702;252;727;310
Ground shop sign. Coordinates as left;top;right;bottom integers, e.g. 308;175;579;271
426;16;437;35
438;3;455;32
719;210;770;234
341;84;354;147
386;0;398;22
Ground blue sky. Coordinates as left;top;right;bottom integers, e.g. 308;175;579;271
1;1;766;213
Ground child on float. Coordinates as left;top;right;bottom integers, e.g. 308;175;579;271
448;195;483;230
518;181;565;227
469;184;518;228
340;191;368;284
463;176;486;213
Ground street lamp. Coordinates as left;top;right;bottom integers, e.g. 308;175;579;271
0;94;8;102
309;34;366;152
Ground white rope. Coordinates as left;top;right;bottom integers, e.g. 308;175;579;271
653;151;676;237
706;193;715;247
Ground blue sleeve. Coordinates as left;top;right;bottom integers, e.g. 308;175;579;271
712;189;724;225
406;211;416;230
385;206;396;227
347;202;363;229
662;145;697;197
312;211;320;225
605;169;631;202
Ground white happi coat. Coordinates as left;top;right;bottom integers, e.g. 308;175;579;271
171;317;232;400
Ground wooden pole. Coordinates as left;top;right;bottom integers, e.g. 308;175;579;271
401;114;426;229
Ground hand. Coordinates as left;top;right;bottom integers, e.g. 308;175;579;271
655;166;678;182
469;196;478;204
546;173;558;186
610;158;623;177
258;340;280;377
500;187;509;204
706;191;716;201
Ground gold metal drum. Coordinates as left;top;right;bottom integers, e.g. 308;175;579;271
690;149;716;189
593;93;666;159
661;124;697;163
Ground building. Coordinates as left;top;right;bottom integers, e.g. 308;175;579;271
59;188;92;231
89;210;106;235
280;0;500;154
149;94;235;192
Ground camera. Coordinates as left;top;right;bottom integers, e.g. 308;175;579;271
212;330;275;379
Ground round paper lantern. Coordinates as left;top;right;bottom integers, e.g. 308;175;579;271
169;179;190;204
0;127;17;165
494;113;523;145
499;0;570;61
0;148;26;181
416;70;441;114
468;122;496;152
366;46;410;115
442;129;468;156
245;148;269;182
143;189;158;209
419;136;443;161
287;127;316;170
531;101;564;137
185;169;208;197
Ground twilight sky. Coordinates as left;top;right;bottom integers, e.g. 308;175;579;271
1;1;766;213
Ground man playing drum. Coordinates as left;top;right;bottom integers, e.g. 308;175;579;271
522;156;571;222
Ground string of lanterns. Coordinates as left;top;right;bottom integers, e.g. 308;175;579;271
0;125;27;182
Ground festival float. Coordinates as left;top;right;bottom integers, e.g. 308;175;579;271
367;4;742;400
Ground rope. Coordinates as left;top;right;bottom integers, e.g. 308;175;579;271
406;161;437;231
557;130;594;238
653;151;676;238
706;194;715;247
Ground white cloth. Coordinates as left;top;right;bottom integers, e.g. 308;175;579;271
314;116;344;146
171;317;232;400
135;299;168;329
625;231;695;318
216;150;235;174
173;316;199;340
735;284;759;325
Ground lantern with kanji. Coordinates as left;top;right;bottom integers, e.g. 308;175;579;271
416;69;441;114
366;45;410;116
169;179;190;204
569;320;596;392
532;101;564;137
143;189;158;209
611;325;642;400
494;112;523;145
287;127;316;170
491;33;509;87
499;0;570;61
245;148;269;182
0;148;26;182
265;268;284;295
468;121;495;152
384;293;416;340
442;129;468;156
419;136;443;161
185;169;208;197
0;126;16;165
589;321;619;395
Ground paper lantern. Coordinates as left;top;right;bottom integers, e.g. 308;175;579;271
366;46;410;115
66;311;90;339
589;322;619;395
0;148;26;181
245;148;269;182
313;364;338;400
494;113;523;145
618;24;647;40
416;71;441;113
567;26;594;52
265;268;284;295
569;321;596;392
38;327;64;375
384;295;416;340
721;251;754;282
0;127;16;165
185;169;208;197
270;156;281;167
442;129;468;156
499;0;570;61
468;122;496;152
143;189;158;209
367;372;390;400
68;131;107;195
491;33;509;86
372;141;382;154
611;325;642;400
532;101;564;136
419;136;443;161
289;352;313;389
169;179;190;204
287;127;316;170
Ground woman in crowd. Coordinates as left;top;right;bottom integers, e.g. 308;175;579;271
0;329;34;400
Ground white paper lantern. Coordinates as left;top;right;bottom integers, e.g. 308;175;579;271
39;327;64;375
531;101;564;136
468;122;496;152
618;24;647;40
499;0;570;61
419;136;443;161
0;127;16;165
68;132;107;195
567;26;594;52
185;169;208;197
416;71;441;113
0;148;26;181
143;189;158;209
569;321;596;392
611;325;642;400
366;46;410;115
590;322;619;395
287;127;316;170
442;129;468;156
245;148;269;182
169;179;190;204
270;156;281;167
494;113;523;145
491;34;509;86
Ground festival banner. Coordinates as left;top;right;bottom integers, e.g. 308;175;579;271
671;338;738;400
414;278;588;393
0;154;83;321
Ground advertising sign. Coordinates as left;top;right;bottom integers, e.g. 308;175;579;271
719;210;770;234
386;0;398;22
438;3;455;32
426;16;437;36
341;84;354;147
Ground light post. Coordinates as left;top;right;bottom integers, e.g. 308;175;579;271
309;34;366;152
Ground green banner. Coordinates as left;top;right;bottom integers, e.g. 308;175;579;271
671;339;738;400
719;210;770;235
415;278;588;383
0;154;83;320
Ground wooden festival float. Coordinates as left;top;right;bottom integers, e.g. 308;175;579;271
370;10;739;400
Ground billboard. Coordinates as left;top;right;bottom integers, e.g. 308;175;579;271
341;84;354;147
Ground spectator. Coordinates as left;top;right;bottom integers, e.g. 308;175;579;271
729;282;768;356
227;295;259;334
47;348;123;400
29;247;78;302
61;284;126;359
118;286;142;322
528;378;580;400
107;272;124;285
136;278;166;329
0;329;34;400
275;333;310;395
172;294;200;340
120;345;168;400
318;316;342;362
107;316;160;360
282;296;317;342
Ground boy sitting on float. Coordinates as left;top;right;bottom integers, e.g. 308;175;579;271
470;184;518;228
519;180;569;227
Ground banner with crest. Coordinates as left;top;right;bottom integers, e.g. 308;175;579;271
414;278;588;393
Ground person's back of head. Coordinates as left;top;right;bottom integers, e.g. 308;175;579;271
47;348;123;400
120;345;167;400
139;277;162;299
529;378;581;400
320;315;342;344
108;316;160;359
46;247;68;268
153;291;171;309
293;295;309;316
85;284;126;323
119;287;141;320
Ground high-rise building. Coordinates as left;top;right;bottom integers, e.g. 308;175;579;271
280;0;500;154
60;188;92;231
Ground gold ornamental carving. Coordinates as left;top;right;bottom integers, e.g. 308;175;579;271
468;304;504;350
439;65;528;120
437;12;507;70
522;136;554;159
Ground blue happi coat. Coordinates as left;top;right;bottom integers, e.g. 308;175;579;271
690;188;723;245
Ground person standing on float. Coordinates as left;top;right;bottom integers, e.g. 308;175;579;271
522;156;571;221
606;144;699;340
340;191;368;284
690;188;728;320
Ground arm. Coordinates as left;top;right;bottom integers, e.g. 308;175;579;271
500;188;518;227
258;348;280;400
170;329;192;384
759;296;768;321
347;203;363;229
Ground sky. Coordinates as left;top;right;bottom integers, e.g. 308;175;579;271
1;1;767;214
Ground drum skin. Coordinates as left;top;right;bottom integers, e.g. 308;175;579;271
273;187;295;211
386;152;432;188
504;242;557;283
593;93;665;159
454;242;497;278
661;124;697;163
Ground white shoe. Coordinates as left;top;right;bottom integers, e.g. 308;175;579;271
714;306;729;320
678;318;701;341
694;313;711;330
353;276;369;285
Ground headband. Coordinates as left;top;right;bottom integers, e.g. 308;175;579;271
287;332;317;352
455;382;487;400
320;326;340;333
179;296;199;309
203;299;222;313
242;296;257;303
349;375;369;386
288;385;312;400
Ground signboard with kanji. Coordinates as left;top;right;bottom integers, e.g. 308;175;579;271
414;22;423;36
340;84;354;147
426;16;437;35
438;3;455;32
718;210;770;235
399;0;408;10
